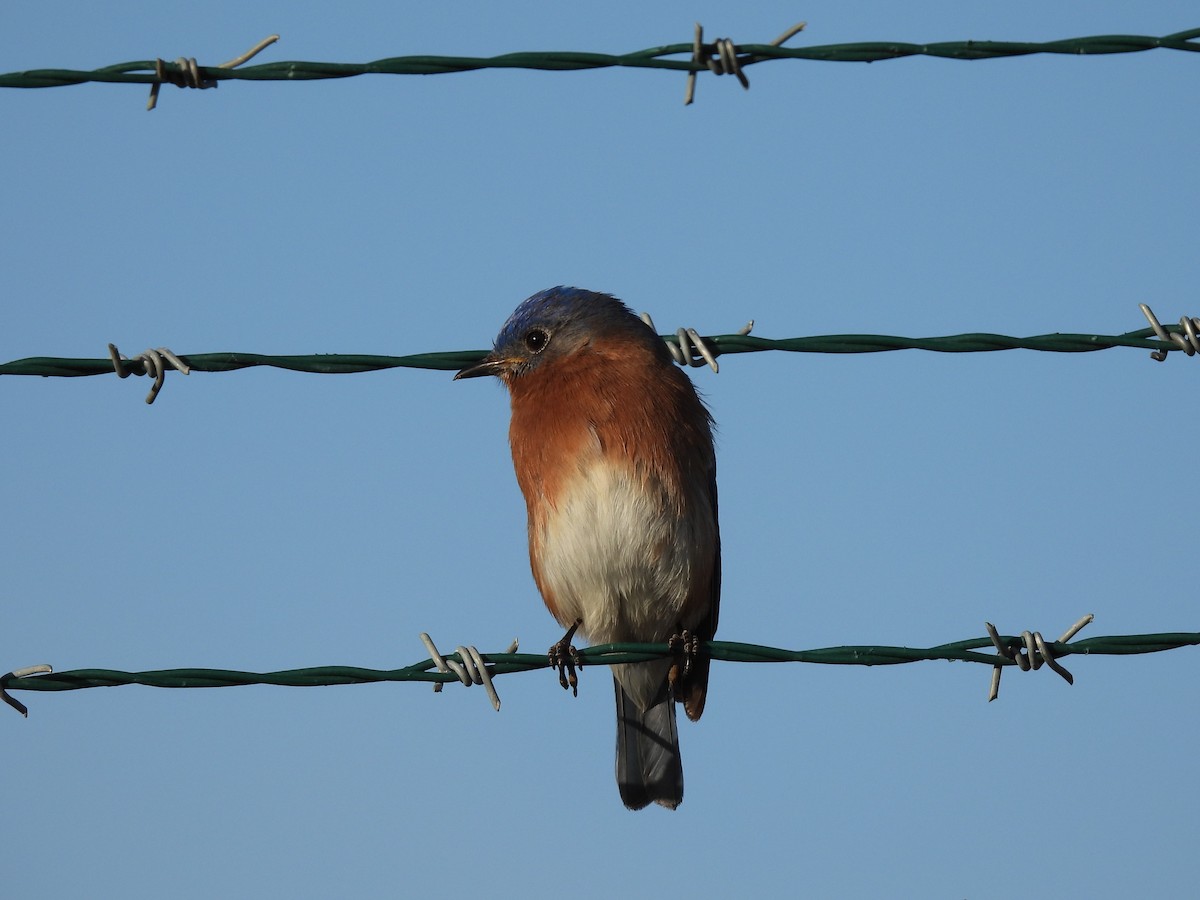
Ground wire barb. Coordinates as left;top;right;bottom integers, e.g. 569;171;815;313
107;344;191;404
640;312;754;373
1138;304;1200;362
684;21;806;105
985;614;1094;702
147;33;280;110
419;632;518;712
1;664;53;717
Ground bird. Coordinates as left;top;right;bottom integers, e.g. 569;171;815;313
455;286;720;810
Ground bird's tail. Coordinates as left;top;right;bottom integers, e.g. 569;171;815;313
614;676;683;810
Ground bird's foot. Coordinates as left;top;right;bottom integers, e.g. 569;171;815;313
548;618;584;697
667;629;701;691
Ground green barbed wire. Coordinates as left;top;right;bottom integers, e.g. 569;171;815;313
0;324;1191;382
4;631;1196;717
2;27;1198;93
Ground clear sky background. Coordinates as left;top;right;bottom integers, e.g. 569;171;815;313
3;3;1196;897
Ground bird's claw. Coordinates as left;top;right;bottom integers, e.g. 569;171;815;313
549;618;584;697
668;629;701;689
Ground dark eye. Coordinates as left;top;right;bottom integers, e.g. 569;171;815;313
524;328;550;354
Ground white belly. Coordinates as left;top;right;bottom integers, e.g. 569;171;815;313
534;460;708;644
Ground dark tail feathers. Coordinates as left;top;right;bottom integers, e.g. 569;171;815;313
614;677;683;810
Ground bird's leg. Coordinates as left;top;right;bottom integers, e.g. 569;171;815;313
548;618;584;697
667;628;701;691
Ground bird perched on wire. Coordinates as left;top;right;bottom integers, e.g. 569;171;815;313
455;286;720;810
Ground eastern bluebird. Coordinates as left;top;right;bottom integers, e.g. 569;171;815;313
455;287;720;810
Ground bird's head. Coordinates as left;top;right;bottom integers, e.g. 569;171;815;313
454;286;651;383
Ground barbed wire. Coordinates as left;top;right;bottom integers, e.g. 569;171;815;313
4;627;1197;717
2;316;1196;390
1;25;1196;101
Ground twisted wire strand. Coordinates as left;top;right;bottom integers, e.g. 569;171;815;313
2;27;1197;91
4;631;1196;717
1;323;1192;381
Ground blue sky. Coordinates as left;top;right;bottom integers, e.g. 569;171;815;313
3;3;1197;896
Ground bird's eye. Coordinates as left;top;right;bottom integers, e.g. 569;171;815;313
524;328;550;354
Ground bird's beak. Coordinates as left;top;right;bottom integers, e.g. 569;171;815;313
454;353;509;380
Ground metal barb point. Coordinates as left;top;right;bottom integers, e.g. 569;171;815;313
678;327;719;372
685;23;748;104
107;345;190;404
1139;303;1200;362
1;664;53;718
684;23;704;105
984;615;1093;701
685;20;806;104
107;343;131;378
771;22;809;47
148;33;280;110
420;632;450;694
419;632;515;712
641;312;751;373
